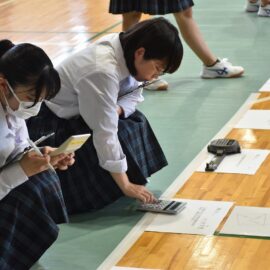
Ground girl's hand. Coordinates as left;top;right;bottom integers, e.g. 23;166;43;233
42;146;75;170
121;182;157;203
116;105;123;116
19;151;52;177
55;153;75;170
110;172;157;203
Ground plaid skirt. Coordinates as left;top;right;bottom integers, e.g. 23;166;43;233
109;0;194;15
27;104;168;214
0;170;68;270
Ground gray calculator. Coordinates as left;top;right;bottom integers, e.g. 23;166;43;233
137;199;186;215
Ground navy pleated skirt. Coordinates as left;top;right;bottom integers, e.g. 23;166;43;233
0;170;68;270
27;104;168;214
109;0;194;15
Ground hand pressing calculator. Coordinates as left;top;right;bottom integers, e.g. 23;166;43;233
137;200;186;215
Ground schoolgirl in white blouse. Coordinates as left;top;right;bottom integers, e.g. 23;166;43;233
27;18;184;213
0;39;74;269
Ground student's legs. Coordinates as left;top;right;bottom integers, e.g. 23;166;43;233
173;7;217;66
174;6;244;78
0;170;68;269
122;11;142;31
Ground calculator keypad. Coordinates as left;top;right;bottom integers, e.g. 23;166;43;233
138;200;186;214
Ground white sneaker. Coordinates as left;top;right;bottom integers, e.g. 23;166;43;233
258;4;270;16
200;58;244;79
144;78;168;91
245;0;260;12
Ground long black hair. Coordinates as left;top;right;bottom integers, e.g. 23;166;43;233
120;17;183;76
0;39;60;105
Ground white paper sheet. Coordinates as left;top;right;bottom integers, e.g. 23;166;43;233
111;267;161;270
235;110;270;129
197;149;269;175
220;206;270;237
259;78;270;92
146;199;233;235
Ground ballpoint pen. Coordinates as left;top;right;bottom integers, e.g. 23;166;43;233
27;138;57;174
0;133;56;172
34;132;55;146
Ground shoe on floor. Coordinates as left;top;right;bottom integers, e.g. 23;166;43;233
144;78;169;91
200;58;244;79
245;0;260;12
258;4;270;16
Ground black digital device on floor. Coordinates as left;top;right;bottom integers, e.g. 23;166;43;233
137;199;187;215
205;139;241;172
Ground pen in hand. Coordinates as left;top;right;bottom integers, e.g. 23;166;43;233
27;138;57;174
34;132;55;146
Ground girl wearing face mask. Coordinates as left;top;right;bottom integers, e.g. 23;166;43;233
0;39;75;269
27;18;183;213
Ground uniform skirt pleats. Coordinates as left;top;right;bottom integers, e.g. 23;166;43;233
109;0;194;15
27;104;168;214
0;170;68;270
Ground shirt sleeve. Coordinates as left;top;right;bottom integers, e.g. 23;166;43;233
76;71;128;173
117;88;144;118
17;120;30;151
0;162;28;201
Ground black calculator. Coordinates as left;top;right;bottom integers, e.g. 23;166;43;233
137;200;186;215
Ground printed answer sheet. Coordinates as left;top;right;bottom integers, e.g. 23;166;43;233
197;149;269;175
146;199;233;235
220;206;270;237
235;110;270;129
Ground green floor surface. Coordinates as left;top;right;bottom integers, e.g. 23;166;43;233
31;1;270;269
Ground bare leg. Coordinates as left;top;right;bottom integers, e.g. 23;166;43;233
122;12;142;31
173;7;217;66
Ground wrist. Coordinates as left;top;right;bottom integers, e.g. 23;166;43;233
110;171;129;189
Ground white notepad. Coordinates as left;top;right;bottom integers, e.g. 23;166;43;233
220;206;270;237
49;134;91;156
259;78;270;92
146;199;233;236
197;149;269;175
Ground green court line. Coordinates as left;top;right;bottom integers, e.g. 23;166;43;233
214;231;270;241
61;21;121;55
86;21;122;42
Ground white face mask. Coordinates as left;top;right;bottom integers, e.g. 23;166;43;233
3;81;42;120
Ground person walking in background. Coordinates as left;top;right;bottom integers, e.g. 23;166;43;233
109;0;244;90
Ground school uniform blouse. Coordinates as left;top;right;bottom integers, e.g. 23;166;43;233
0;104;29;200
46;33;144;173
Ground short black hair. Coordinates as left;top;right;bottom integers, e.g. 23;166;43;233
0;39;60;105
120;17;183;76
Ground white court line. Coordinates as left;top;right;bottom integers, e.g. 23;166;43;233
97;92;259;270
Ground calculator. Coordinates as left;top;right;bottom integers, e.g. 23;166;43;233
137;200;186;215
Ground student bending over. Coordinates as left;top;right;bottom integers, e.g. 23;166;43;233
27;18;183;214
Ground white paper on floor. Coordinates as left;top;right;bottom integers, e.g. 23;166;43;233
235;110;270;129
146;199;233;235
259;78;270;92
197;149;269;175
220;206;270;237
